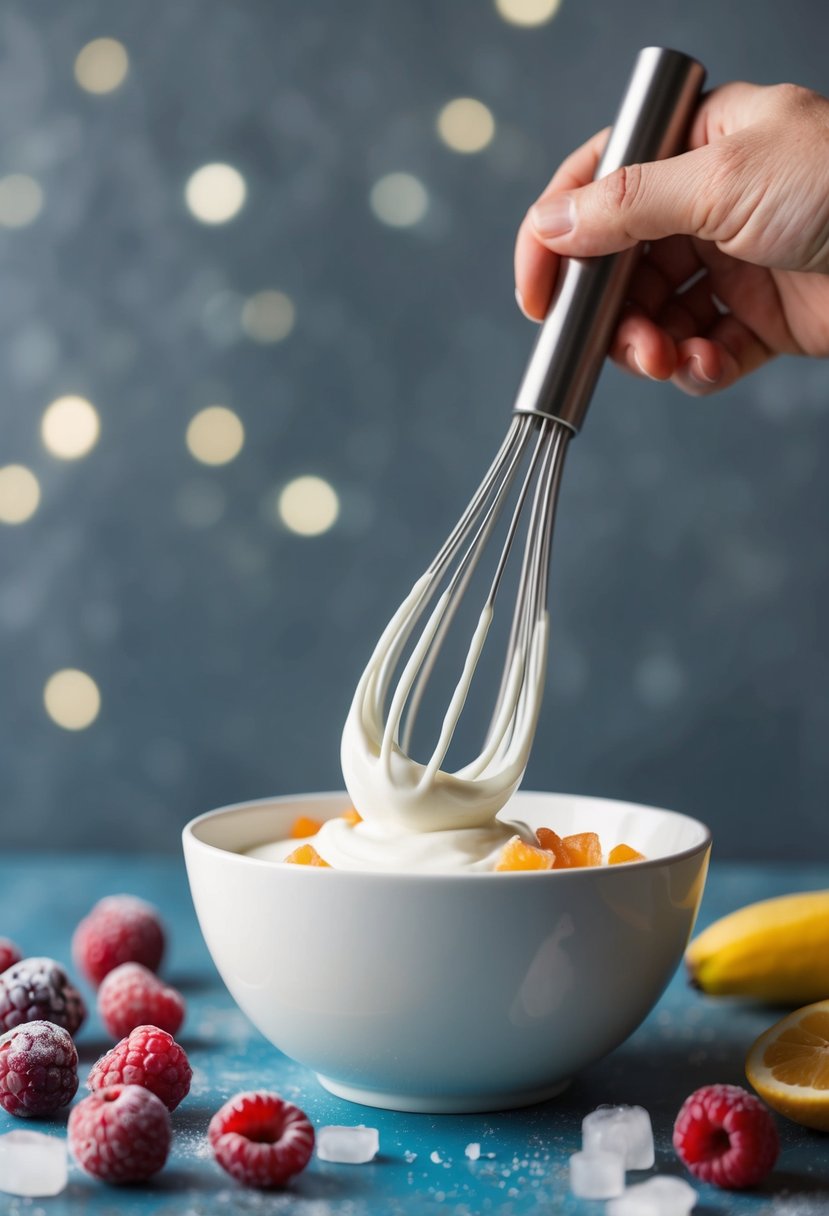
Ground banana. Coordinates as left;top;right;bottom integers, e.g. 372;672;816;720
685;889;829;1003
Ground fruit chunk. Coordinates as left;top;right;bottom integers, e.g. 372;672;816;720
289;816;322;839
0;958;86;1036
208;1090;314;1188
562;833;602;868
673;1083;778;1189
608;844;645;865
685;889;829;1002
88;1025;191;1112
98;963;185;1039
69;1085;171;1183
284;844;330;868
0;1021;78;1117
745;999;829;1131
535;828;571;868
341;808;362;826
494;837;554;872
72;895;165;987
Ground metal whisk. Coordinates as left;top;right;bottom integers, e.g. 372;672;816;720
342;48;706;832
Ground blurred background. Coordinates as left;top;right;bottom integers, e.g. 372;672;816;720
2;0;827;858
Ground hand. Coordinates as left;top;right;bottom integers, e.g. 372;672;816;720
514;82;829;395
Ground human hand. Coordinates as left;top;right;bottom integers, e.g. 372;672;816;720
514;82;829;395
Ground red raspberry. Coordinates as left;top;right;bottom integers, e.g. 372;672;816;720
69;1084;171;1183
0;957;86;1036
0;1020;79;1117
98;963;185;1040
673;1083;779;1189
88;1024;191;1111
208;1091;314;1188
72;895;165;987
0;939;21;974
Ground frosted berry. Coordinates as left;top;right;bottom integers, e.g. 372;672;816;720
208;1090;314;1188
0;1020;79;1117
0;957;86;1036
69;1084;171;1183
88;1024;191;1111
72;895;165;987
98;963;185;1040
0;939;22;974
673;1083;779;1189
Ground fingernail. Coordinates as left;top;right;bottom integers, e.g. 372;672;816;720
631;349;654;379
514;287;537;322
686;355;718;385
531;194;575;238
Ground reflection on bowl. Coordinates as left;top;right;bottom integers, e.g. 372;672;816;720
183;790;710;1114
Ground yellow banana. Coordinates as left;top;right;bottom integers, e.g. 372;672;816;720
685;890;829;1003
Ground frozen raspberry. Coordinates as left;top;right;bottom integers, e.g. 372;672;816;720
0;939;22;974
0;957;86;1036
98;963;185;1040
208;1091;315;1188
88;1024;191;1111
0;1020;79;1117
72;895;165;987
69;1083;171;1183
673;1083;779;1189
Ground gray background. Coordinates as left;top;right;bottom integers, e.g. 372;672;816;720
2;0;827;857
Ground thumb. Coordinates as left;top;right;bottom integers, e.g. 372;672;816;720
530;139;738;257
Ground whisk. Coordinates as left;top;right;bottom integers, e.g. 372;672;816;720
342;48;706;833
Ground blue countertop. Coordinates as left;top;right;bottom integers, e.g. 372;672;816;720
1;856;828;1215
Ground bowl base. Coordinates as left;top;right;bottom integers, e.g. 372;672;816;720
315;1073;572;1114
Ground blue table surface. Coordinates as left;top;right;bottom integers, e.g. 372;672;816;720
1;856;828;1216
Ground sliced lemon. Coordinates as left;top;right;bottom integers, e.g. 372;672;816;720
746;999;829;1131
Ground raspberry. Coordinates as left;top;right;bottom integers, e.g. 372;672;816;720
98;963;185;1040
0;958;86;1036
673;1083;779;1189
69;1084;171;1183
208;1091;314;1188
0;939;22;974
0;1020;79;1117
72;895;165;987
88;1024;191;1111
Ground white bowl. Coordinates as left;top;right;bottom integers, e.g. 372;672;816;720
183;790;710;1114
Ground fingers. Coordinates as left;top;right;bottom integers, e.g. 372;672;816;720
671;317;773;396
514;128;609;320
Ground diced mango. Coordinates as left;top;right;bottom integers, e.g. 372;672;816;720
495;836;555;872
284;844;330;867
608;843;645;865
341;807;362;826
289;815;323;839
561;832;602;868
535;827;572;868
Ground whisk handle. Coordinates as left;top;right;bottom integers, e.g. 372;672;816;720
512;47;706;433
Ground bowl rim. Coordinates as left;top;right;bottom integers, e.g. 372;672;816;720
182;789;712;882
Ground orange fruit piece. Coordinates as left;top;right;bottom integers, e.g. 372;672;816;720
746;999;829;1130
608;843;646;865
494;836;555;872
561;832;602;868
535;827;572;868
284;844;330;867
290;815;323;839
341;808;362;826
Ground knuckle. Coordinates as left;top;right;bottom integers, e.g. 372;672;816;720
769;82;815;113
604;163;645;215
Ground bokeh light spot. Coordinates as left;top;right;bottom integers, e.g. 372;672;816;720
185;163;247;225
0;175;43;228
369;173;429;228
0;465;40;524
41;395;100;460
186;406;245;466
242;290;296;343
74;38;129;94
278;476;340;536
44;669;101;731
495;0;562;25
437;98;495;153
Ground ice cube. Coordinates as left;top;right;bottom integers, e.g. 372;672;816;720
0;1130;67;1197
569;1149;625;1199
582;1104;655;1169
607;1174;698;1216
465;1142;481;1161
316;1125;379;1164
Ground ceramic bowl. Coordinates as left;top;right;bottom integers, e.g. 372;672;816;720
183;790;710;1114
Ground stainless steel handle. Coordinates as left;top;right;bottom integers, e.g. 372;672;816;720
512;46;706;433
